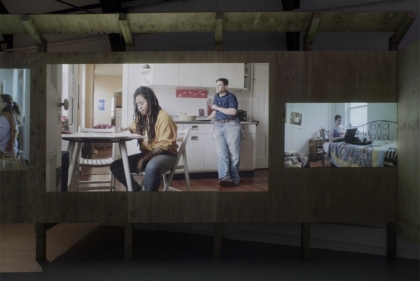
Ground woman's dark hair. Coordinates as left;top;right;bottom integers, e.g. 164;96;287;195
0;94;21;125
133;86;161;145
216;78;229;85
334;114;342;122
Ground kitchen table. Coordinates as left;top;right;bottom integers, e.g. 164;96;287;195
62;132;144;192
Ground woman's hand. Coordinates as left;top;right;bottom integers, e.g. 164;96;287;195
119;127;128;133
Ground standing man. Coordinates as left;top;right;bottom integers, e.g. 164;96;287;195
207;78;242;187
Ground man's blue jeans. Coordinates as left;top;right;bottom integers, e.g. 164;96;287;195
214;120;242;183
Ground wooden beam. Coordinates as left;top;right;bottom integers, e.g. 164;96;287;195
389;11;415;51
35;223;57;261
125;223;133;260
21;15;47;52
301;223;310;259
215;12;223;51
213;223;221;259
387;222;397;259
119;13;133;51
303;12;321;51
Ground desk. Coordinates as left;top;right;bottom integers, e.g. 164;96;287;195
62;133;144;192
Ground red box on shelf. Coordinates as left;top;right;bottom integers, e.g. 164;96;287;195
176;89;208;98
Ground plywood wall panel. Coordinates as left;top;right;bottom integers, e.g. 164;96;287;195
128;193;218;223
397;41;420;245
38;193;128;223
308;52;397;102
0;51;399;224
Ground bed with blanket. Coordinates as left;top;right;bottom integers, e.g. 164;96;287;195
326;120;397;167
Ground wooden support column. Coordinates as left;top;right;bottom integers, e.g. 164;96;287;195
301;223;310;259
215;12;223;51
125;223;133;260
387;222;397;259
213;223;221;259
35;223;57;261
21;15;47;52
119;14;134;52
389;11;415;51
303;12;321;51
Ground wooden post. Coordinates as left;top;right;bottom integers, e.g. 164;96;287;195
387;222;397;259
303;12;321;51
389;11;415;51
125;223;133;260
35;223;57;261
215;12;223;51
213;223;221;259
301;223;310;259
35;223;47;261
21;15;47;52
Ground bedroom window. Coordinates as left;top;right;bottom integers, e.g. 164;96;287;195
347;103;367;127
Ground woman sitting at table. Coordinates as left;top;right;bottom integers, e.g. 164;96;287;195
330;114;346;142
110;86;178;192
0;94;21;158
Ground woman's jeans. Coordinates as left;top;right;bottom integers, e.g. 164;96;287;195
110;152;177;191
214;120;242;183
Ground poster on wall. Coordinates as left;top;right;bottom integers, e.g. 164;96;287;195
289;111;303;128
98;99;105;111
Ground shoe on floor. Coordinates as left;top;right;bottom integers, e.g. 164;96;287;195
218;179;235;187
132;183;142;192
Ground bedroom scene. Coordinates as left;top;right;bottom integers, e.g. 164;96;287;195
284;103;398;168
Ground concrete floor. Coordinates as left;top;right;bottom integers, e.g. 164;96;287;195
0;223;418;281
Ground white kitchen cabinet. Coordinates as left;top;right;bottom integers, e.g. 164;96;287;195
177;123;256;173
165;64;180;86
200;64;220;88
179;64;201;87
239;133;255;170
204;134;218;171
140;68;152;86
220;63;245;89
140;64;179;87
240;123;256;134
185;132;206;171
151;64;166;85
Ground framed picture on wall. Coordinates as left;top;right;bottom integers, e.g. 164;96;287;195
289;110;304;129
98;99;105;111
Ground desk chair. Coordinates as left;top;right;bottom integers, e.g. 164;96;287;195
77;127;116;191
134;127;191;192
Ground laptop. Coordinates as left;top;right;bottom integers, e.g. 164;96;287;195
333;128;358;142
343;128;357;138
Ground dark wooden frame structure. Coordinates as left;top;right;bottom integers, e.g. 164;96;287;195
0;11;418;261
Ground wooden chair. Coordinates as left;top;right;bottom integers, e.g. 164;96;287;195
0;150;21;170
134;127;191;192
77;127;116;191
0;129;21;170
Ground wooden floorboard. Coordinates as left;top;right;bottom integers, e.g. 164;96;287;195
72;147;269;192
